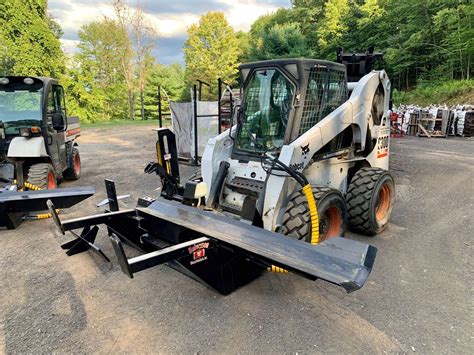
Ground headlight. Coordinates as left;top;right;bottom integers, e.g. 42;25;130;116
20;128;31;138
0;78;9;85
23;77;34;85
20;127;41;138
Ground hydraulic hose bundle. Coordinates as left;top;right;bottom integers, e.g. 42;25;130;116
262;155;320;273
263;155;320;245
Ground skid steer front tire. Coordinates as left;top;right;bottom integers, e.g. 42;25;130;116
346;167;395;235
27;163;57;190
279;186;346;243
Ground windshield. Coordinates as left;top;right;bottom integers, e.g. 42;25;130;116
236;69;294;153
0;89;43;134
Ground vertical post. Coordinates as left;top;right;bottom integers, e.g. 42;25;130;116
158;86;163;128
217;78;222;134
105;179;119;212
193;84;199;166
229;88;234;128
198;82;202;101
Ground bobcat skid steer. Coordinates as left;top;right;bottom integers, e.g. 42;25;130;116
48;56;393;295
202;58;394;239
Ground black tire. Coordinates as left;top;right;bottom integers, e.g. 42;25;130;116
27;163;57;190
63;147;81;180
279;186;346;243
346;167;395;236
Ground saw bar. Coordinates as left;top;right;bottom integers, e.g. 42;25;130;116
136;199;377;293
0;186;95;212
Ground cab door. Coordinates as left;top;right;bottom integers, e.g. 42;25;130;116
45;85;67;173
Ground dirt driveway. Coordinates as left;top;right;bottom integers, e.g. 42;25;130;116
1;124;472;353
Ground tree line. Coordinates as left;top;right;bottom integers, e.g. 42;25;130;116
1;0;472;122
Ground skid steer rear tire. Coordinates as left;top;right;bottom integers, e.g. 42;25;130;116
63;147;81;180
279;186;346;243
27;163;57;190
346;167;395;236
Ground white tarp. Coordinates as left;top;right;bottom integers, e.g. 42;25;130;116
170;101;218;159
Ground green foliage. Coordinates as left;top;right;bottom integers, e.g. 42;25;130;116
0;0;65;77
65;18;130;122
142;63;186;120
2;0;471;125
316;0;350;53
393;79;474;106
248;23;311;61
184;12;241;100
282;0;473;91
245;8;309;61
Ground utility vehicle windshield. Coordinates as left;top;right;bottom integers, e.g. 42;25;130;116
0;88;43;134
236;69;294;153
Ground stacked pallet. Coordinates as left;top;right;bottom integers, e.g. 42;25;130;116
463;111;474;137
449;105;474;137
394;104;473;138
404;108;447;138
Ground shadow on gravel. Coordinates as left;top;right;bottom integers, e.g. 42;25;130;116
5;271;87;353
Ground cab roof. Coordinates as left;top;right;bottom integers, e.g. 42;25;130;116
239;58;346;72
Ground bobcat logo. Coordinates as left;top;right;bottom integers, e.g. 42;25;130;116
301;143;310;157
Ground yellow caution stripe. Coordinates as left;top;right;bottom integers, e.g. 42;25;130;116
302;184;319;245
267;265;289;273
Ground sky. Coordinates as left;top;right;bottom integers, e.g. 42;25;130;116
48;0;292;64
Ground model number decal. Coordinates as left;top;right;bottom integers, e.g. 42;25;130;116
377;136;389;158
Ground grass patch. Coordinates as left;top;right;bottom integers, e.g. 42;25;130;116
393;79;474;106
81;119;169;128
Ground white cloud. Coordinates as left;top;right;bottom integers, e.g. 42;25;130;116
60;38;81;55
222;0;285;32
151;14;200;38
49;0;115;39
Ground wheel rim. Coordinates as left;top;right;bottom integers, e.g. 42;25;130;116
47;171;56;189
319;207;342;242
74;153;81;174
375;184;391;222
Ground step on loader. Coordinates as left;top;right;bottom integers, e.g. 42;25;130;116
49;54;395;295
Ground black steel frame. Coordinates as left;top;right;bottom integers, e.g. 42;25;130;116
49;180;377;295
0;186;94;229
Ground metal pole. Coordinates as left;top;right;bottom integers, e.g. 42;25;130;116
217;78;222;134
198;82;202;101
229;88;234;128
193;84;199;166
158;86;163;128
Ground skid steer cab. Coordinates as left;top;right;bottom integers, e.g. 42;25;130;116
0;76;83;229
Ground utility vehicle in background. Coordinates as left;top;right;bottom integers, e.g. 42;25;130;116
0;76;86;229
0;76;81;190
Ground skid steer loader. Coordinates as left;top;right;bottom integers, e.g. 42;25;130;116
202;58;394;238
48;54;393;295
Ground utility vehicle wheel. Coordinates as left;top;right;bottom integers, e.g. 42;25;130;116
27;163;57;190
346;167;395;235
63;148;81;180
280;186;346;243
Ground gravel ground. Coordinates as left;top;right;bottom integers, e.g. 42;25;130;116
0;125;472;353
